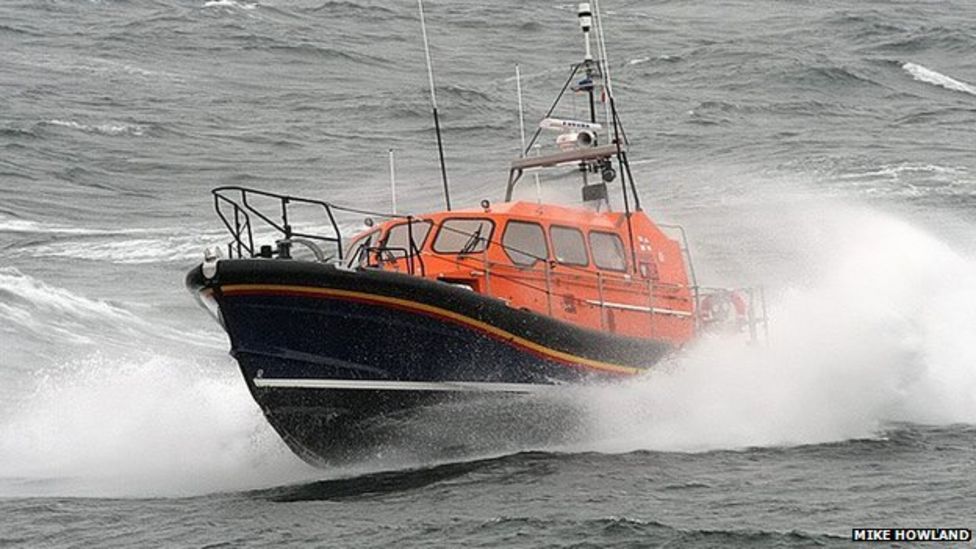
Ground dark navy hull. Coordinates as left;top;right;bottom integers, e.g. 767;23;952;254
187;259;671;465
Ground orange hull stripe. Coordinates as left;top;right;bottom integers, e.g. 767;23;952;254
219;284;642;376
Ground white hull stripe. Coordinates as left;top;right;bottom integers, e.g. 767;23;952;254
252;378;556;394
584;299;693;317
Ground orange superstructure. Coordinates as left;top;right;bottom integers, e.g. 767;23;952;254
344;200;696;347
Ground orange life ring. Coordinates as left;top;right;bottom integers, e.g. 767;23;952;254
700;290;748;325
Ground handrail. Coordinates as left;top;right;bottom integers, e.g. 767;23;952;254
211;185;423;261
213;186;344;260
214;192;254;258
658;223;701;329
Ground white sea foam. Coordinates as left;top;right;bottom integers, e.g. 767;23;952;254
0;216;45;233
839;163;967;180
203;0;257;10
2;210;350;264
0;268;224;349
0;267;137;324
0;214;158;236
27;235;218;264
0;354;314;497
4;205;973;496
902;62;976;96
44;119;146;137
1;214;232;264
570;207;976;453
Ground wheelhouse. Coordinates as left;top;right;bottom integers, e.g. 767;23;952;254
344;200;696;345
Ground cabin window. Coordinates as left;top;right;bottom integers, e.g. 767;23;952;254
550;226;588;266
382;220;432;257
502;221;548;266
432;218;494;254
343;228;379;267
589;231;627;271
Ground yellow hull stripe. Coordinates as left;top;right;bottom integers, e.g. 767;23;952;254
218;283;642;375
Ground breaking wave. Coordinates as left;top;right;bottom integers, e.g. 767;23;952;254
0;267;138;332
0;214;230;264
0;268;224;349
203;0;258;11
0;214;155;236
24;235;220;264
902;62;976;96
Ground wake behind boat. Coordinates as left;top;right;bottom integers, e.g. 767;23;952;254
186;3;766;465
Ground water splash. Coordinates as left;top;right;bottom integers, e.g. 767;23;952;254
3;206;974;497
0;353;315;498
573;207;976;453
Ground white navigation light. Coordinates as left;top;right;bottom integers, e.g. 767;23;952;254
202;246;222;279
578;2;592;32
578;2;593;60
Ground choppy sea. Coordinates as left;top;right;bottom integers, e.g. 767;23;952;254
2;0;975;546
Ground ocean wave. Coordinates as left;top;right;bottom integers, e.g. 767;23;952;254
0;214;159;236
41;119;147;137
839;162;968;180
307;1;397;17
456;515;846;546
24;236;215;264
0;267;138;327
0;126;39;139
877;28;976;55
0;23;41;36
12;229;351;265
0;267;226;351
796;65;878;88
203;0;257;11
260;43;390;67
902;62;976;96
0;215;226;264
1;211;358;264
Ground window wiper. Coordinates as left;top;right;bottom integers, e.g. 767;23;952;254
459;225;483;255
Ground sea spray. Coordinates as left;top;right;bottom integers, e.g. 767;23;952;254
0;352;315;497
570;207;976;453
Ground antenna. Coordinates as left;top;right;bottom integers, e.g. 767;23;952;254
592;0;614;143
389;148;397;215
417;0;452;211
516;64;527;155
578;3;598;124
515;64;542;204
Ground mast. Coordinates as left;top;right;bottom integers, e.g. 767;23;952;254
515;64;542;203
417;0;452;211
577;3;597;124
389;148;397;215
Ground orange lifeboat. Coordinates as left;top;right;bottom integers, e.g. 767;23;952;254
185;3;764;465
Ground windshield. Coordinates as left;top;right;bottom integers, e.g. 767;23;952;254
432;218;494;254
382;220;432;257
343;229;379;267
